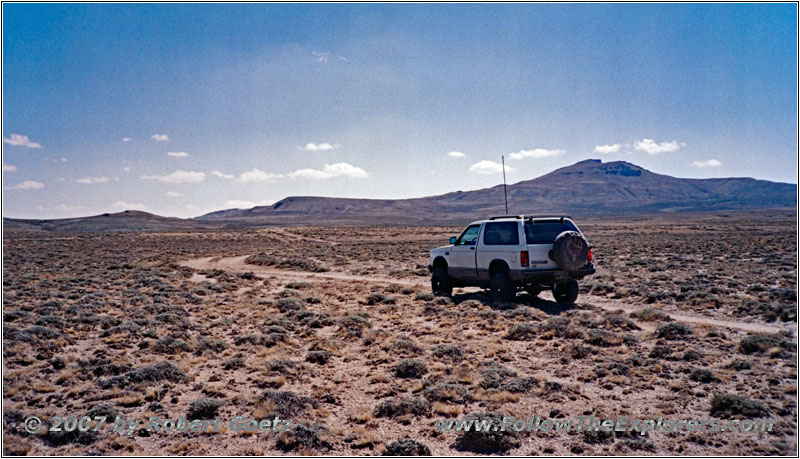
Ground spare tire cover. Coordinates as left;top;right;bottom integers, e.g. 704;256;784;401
551;231;589;271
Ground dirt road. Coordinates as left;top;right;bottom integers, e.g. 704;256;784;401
180;255;794;335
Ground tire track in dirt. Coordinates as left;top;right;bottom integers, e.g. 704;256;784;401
181;256;795;335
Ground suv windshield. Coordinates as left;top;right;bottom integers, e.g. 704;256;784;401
524;220;579;244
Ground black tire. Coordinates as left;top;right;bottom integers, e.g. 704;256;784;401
553;279;579;304
490;271;516;302
431;266;453;297
552;231;589;271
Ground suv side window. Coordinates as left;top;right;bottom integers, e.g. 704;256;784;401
524;220;579;244
456;225;481;246
483;222;520;245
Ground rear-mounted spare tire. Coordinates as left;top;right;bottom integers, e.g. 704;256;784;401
551;231;589;271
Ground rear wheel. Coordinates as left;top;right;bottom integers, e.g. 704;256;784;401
490;271;516;302
553;279;579;304
431;266;453;297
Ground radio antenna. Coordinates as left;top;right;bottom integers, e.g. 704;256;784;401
502;155;508;213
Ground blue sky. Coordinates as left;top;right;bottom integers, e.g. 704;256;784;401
3;3;797;218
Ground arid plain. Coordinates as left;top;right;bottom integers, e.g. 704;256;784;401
2;212;797;455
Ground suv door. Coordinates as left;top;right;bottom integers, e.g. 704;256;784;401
476;221;524;280
449;224;481;279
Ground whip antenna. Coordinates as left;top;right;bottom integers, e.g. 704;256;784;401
502;155;508;213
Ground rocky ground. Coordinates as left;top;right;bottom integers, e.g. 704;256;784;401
2;213;796;455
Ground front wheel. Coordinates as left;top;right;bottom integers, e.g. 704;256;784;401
553;279;579;304
490;271;516;302
431;266;453;297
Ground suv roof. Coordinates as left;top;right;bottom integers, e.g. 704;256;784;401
468;215;575;225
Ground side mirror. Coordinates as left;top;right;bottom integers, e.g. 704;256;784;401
450;236;457;245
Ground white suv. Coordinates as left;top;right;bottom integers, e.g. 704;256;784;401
428;215;595;303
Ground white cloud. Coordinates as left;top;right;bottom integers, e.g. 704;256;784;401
122;137;131;142
287;162;369;179
225;199;277;209
166;191;184;197
167;151;189;158
151;134;169;142
3;133;42;148
634;138;681;155
508;148;565;160
75;176;110;184
122;166;132;173
313;51;331;63
468;160;514;175
594;144;622;154
8;180;45;190
238;169;284;182
3;163;17;172
211;170;234;179
447;151;466;158
140;170;206;183
692;159;722;168
109;201;146;212
299;142;338;151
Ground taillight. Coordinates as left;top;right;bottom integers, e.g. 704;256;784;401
520;250;529;267
587;249;593;263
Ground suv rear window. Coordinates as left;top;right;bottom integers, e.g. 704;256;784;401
524;220;579;244
483;222;520;245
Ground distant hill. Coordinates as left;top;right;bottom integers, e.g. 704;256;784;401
5;160;796;231
196;159;797;224
3;210;208;232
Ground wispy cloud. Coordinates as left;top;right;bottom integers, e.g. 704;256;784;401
634;138;682;155
447;151;466;158
167;151;189;158
3;133;42;148
468;160;514;175
109;200;146;212
299;142;338;151
238;169;284;182
122;137;131;142
122;166;132;173
3;163;17;172
8;180;45;190
287;163;368;179
225;199;277;209
594;144;622;154
692;159;722;168
140;170;206;183
75;176;110;184
37;204;89;214
211;170;234;179
508;148;564;160
151;134;169;142
165;191;184;197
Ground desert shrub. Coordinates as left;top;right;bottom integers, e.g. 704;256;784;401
258;390;317;418
583;428;614;444
392;338;423;355
584;328;622;347
505;323;537;341
656;323;693;340
570;344;591;360
414;292;434;302
224;357;245;370
649;344;673;360
383;438;431;456
266;359;301;377
195;337;229;354
394;359;428;379
285;282;310;290
710;393;768;418
338;313;371;337
305;350;332;365
455;412;522;454
479;363;518;389
153;336;192;354
603;313;640;331
188;398;224;420
245;253;328;272
690;368;716;383
373;397;431;418
630;307;672;322
430;344;464;363
423;383;472;403
539;317;578;338
739;333;793;354
101;361;187;388
501;377;538;393
276;423;331;452
276;297;305;312
366;292;397;305
86;404;118;420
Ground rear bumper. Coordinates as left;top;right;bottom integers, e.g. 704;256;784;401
511;265;595;282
